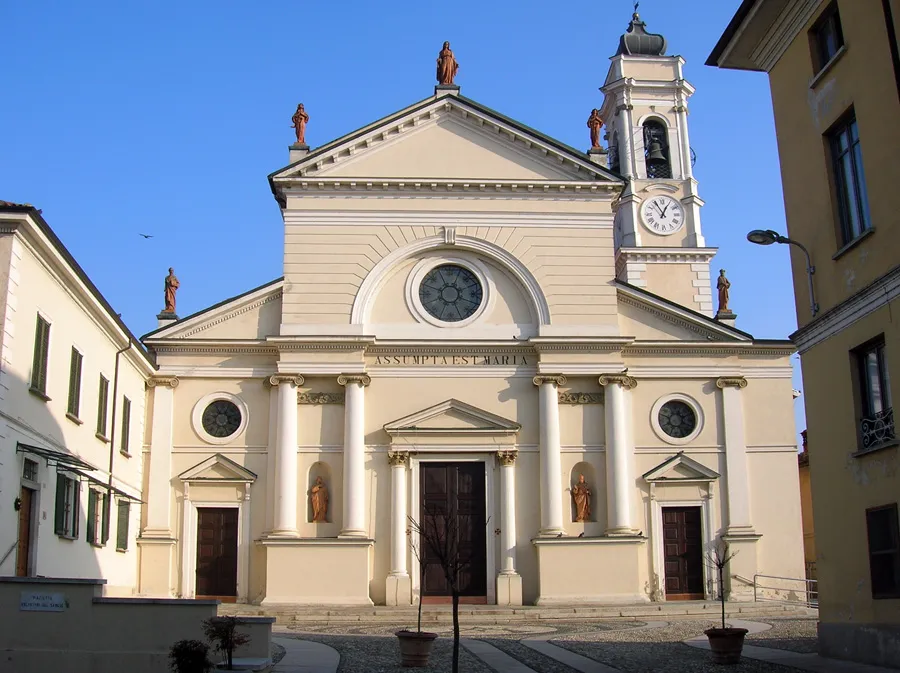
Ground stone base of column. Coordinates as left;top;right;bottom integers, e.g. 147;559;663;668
385;573;412;606
136;536;176;597
721;533;762;601
605;527;639;537
265;529;299;538
338;529;368;538
538;527;565;538
496;572;523;606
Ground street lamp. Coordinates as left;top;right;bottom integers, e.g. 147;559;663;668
746;229;819;317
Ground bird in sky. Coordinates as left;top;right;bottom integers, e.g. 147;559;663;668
138;233;153;239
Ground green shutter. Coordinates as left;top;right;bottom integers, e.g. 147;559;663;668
72;480;80;539
86;490;96;544
116;502;130;551
54;474;66;535
67;348;82;416
31;316;50;394
120;398;131;452
97;376;109;436
101;492;110;544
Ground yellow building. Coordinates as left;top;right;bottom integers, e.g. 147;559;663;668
797;430;815;579
709;0;900;666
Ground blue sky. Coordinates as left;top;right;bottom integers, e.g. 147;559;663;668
0;0;805;437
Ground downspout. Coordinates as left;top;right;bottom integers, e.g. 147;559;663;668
104;341;132;540
883;0;900;104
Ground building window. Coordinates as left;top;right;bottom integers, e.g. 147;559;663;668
96;375;109;439
67;348;83;420
30;315;51;397
856;339;894;451
830;115;871;245
22;459;38;482
54;473;80;538
811;3;844;72
866;504;900;599
86;488;108;547
116;501;130;551
643;120;671;179
120;397;131;454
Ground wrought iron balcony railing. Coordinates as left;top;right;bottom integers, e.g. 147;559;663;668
861;407;896;451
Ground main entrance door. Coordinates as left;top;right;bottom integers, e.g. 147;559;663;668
16;486;34;577
196;507;238;601
662;506;704;599
420;462;487;602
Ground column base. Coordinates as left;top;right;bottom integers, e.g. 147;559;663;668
605;527;639;536
338;529;368;538
721;532;762;601
265;529;299;538
538;528;565;538
136;536;176;597
385;573;412;606
496;572;523;606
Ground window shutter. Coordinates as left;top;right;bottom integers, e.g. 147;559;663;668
73;479;81;539
68;349;82;416
97;376;109;436
54;474;66;535
116;502;130;551
86;490;96;544
121;398;131;452
101;492;110;544
31;316;50;393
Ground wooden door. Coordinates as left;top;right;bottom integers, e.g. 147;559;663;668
16;487;34;577
662;506;704;599
196;508;239;600
420;463;487;599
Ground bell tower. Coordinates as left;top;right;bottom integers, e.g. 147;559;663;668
600;8;716;316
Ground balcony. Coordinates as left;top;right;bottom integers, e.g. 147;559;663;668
860;407;896;452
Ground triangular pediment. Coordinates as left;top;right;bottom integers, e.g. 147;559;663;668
142;278;282;342
617;282;752;342
179;453;257;483
384;398;520;436
643;452;720;483
271;94;623;184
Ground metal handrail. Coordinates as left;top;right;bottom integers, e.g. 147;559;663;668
753;573;818;607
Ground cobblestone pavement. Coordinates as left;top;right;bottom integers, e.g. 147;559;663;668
279;617;817;672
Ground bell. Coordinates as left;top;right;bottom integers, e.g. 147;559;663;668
646;140;667;165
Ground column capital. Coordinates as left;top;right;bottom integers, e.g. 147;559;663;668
338;374;371;387
497;450;518;467
387;450;409;467
147;376;179;389
716;376;748;389
533;374;567;387
599;373;637;389
268;374;305;387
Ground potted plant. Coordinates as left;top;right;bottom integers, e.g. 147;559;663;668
704;539;748;664
395;519;438;667
169;639;212;673
202;616;251;671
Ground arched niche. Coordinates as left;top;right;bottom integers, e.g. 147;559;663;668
570;461;597;523
307;461;332;524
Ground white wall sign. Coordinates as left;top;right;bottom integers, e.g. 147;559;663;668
20;592;67;612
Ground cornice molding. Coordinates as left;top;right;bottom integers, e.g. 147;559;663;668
752;0;824;72
618;293;727;341
280;179;618;200
624;343;794;357
177;292;281;339
368;344;534;356
615;247;718;264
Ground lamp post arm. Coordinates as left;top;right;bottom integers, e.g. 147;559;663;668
785;238;819;318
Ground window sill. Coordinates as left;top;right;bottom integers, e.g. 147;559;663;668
119;450;131;458
810;44;847;89
852;439;900;458
89;542;105;549
116;547;128;554
66;412;84;426
56;533;77;541
833;228;875;260
28;387;51;402
95;433;110;444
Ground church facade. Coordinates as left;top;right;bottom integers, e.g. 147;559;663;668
136;16;804;606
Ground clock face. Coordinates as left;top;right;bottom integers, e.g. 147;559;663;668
640;195;685;235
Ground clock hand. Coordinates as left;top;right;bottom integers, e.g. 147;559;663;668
654;202;665;216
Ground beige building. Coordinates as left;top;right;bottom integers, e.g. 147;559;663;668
709;0;900;666
132;14;805;609
0;201;155;595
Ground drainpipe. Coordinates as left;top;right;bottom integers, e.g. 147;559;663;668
104;341;132;540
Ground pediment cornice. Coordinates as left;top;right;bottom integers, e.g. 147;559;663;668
384;398;520;437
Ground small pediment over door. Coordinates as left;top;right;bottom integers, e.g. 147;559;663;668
642;451;720;484
179;454;257;484
384;399;520;448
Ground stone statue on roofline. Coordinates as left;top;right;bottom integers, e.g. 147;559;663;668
436;41;459;86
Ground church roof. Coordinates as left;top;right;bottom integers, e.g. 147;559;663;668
616;10;667;57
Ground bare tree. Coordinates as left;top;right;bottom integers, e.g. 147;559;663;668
704;538;739;630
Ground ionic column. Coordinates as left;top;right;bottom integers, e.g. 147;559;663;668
498;450;518;574
270;374;304;536
534;375;566;536
388;451;409;577
599;373;638;535
717;377;754;534
338;374;370;537
264;382;278;532
143;376;179;536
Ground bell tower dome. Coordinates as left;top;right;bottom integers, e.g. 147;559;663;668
600;8;716;316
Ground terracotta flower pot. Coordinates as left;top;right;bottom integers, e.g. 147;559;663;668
704;627;749;664
395;630;438;668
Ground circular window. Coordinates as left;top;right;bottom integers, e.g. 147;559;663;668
202;400;242;438
650;394;704;446
418;264;483;323
192;392;249;445
658;401;696;439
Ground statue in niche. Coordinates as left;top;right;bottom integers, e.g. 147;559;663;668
587;109;604;149
310;476;329;523
436;41;459;85
717;269;731;314
572;473;591;522
163;267;179;314
291;103;309;145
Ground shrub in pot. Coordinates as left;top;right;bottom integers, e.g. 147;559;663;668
169;639;212;673
202;616;251;671
704;539;748;664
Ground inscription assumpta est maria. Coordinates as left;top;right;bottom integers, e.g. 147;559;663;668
371;354;531;366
